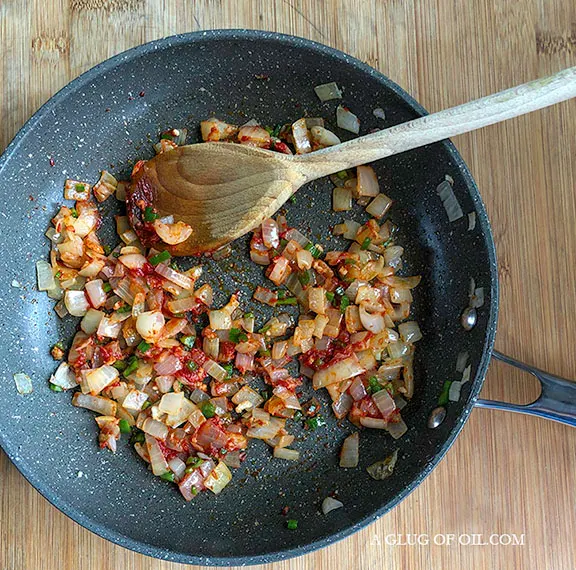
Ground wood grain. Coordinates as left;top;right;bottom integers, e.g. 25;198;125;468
2;1;576;569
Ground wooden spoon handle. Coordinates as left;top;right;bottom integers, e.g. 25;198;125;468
292;66;576;180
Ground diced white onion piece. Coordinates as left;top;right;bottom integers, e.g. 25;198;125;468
373;107;386;120
85;365;119;395
159;392;184;415
119;253;147;270
373;389;396;418
449;381;462;402
332;186;352;211
142;418;169;440
456;351;469;373
64;179;91;200
273;447;300;461
145;434;169;475
462;364;472;384
14;373;33;394
97;316;123;339
261;218;280;249
203;336;220;360
470;287;485;308
93;170;118;203
313;353;366;389
436;179;464;222
154;353;182;375
322;496;344;514
340;220;361;240
72;393;116;416
50;362;78;390
349;377;368;401
292;118;312;154
115;180;127;201
155;263;194;290
202;359;228;381
468;211;476;231
232;386;263;408
168;457;187;481
356;166;379;197
311;126;341;147
122;389;148;412
296;249;313;270
360;417;388;429
336;105;360;134
155;375;174;393
209;309;232;330
153;219;193;245
136;311;165;342
246;417;284;440
314;82;342;101
36;260;56;291
80;308;105;335
386;417;408;439
339;432;359;468
359;305;385;334
63;290;90;317
398;321;422;343
332;392;353;419
366;193;393;218
204;461;233;494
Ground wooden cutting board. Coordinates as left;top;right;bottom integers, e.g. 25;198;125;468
2;1;576;569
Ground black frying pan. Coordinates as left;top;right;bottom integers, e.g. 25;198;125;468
1;30;574;566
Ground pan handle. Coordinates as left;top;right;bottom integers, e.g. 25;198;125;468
475;351;576;427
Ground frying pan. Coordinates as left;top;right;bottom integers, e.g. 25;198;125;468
1;30;575;566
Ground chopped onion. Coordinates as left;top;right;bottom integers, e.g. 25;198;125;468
470;287;485;308
145;434;169;475
449;381;462;402
314;82;342;101
80;308;104;335
136;311;165;342
155;263;194;290
202;359;228;381
356;166;379;197
373;389;396;418
153;220;193;245
36;260;56;291
360;417;388;429
154;353;182;375
14;373;33;394
93;170;118;203
311;126;341;147
436;179;464;222
168;456;187;481
332;392;353;419
366;193;393;219
462;364;472;384
332;187;352;211
262;218;280;249
158;392;184;416
349;377;368;401
72;393;116;416
468;211;476;231
64;290;90;317
142;418;169;440
336;105;360;134
339;432;359;468
373;107;386;120
456;351;469;373
209;309;232;331
97;316;123;339
246;417;284;439
204;461;232;494
119;253;147;270
232;386;263;408
122;389;148;411
85;365;119;395
50;362;77;390
203;336;220;360
339;219;361;240
386;417;408;439
398;321;422;343
291;118;312;154
322;496;344;514
85;279;106;308
273;447;300;461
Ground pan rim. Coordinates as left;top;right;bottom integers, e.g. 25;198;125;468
0;29;499;566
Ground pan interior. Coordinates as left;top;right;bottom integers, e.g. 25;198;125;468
0;31;496;564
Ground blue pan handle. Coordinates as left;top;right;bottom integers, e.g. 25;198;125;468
475;351;576;427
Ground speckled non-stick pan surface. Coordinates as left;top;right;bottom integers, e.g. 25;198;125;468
0;30;497;565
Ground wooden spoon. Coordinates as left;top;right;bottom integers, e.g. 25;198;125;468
128;67;576;256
